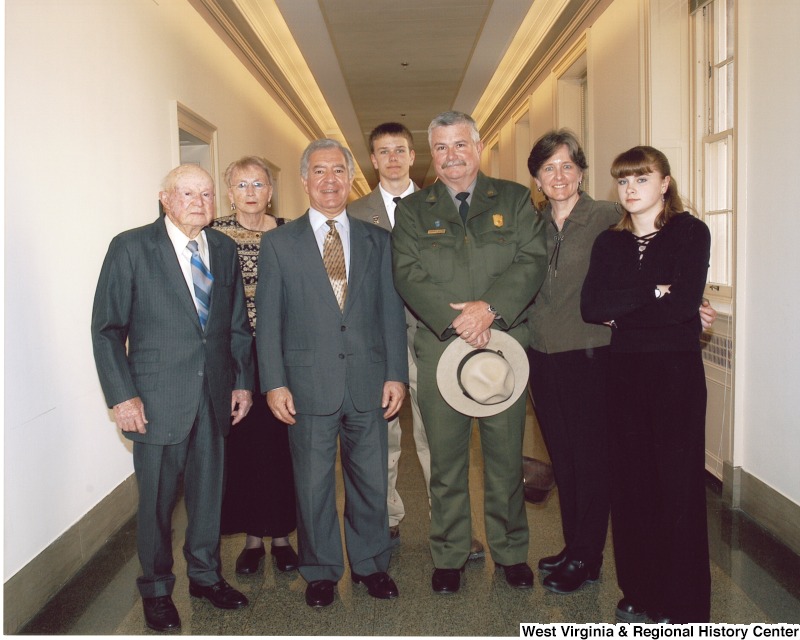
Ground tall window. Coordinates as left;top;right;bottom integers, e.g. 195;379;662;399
692;0;735;299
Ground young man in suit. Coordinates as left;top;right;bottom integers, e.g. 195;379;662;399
392;111;548;594
347;123;424;534
91;164;254;631
256;139;408;608
348;122;485;560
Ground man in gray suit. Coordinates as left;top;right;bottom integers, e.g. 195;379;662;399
256;139;408;608
92;164;254;632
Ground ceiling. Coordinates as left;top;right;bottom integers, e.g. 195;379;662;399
192;0;591;193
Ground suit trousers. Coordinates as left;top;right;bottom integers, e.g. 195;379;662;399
416;330;529;569
132;386;224;598
288;389;392;583
608;350;710;622
387;345;432;527
527;347;610;564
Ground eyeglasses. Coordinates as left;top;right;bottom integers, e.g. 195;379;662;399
234;181;270;191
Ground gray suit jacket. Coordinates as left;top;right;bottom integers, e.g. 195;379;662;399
256;212;407;415
91;217;254;444
347;187;394;231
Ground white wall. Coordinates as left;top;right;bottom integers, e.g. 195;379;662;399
4;0;312;580
735;0;800;505
587;0;643;200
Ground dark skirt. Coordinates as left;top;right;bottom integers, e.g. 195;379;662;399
221;363;296;538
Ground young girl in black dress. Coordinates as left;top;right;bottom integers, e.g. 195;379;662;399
581;146;711;623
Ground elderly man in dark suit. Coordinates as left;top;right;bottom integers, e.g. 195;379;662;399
392;111;548;594
256;139;408;608
91;164;254;632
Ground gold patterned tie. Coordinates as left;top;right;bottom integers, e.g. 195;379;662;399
323;219;347;311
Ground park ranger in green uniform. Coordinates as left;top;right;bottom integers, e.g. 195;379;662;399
392;111;547;594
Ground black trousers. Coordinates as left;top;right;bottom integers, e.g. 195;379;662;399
528;347;610;565
608;350;710;622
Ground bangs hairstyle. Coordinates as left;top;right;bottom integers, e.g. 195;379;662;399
610;145;683;232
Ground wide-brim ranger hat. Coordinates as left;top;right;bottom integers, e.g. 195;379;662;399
436;331;529;418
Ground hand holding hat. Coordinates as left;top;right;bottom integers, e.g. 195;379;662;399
436;331;529;418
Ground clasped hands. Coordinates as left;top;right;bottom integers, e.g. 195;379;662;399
450;301;495;348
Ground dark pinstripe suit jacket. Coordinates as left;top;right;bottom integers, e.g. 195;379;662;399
91;216;253;445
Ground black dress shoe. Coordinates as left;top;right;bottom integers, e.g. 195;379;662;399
542;558;601;594
189;579;248;609
352;571;399;599
432;567;464;594
271;544;299;572
142;595;180;632
648;612;684;624
236;546;266;574
615;598;648;623
538;548;568;572
305;580;336;607
497;562;534;589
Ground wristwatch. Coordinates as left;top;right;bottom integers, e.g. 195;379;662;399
487;304;498;316
654;287;663;299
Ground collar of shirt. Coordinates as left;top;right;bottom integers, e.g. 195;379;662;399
164;215;210;307
445;178;478;210
378;181;415;228
164;215;210;263
309;208;351;277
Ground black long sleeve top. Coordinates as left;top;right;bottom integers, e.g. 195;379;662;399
581;212;710;353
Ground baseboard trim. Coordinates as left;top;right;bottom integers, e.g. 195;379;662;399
3;474;138;635
725;462;800;557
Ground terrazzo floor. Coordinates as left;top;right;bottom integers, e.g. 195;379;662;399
20;401;800;635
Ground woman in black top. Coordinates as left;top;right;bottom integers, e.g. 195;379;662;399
581;146;711;623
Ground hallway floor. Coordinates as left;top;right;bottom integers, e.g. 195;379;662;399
21;402;800;635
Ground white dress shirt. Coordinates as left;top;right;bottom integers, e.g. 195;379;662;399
378;181;415;228
164;215;211;312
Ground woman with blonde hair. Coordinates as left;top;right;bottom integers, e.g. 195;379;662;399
214;156;298;575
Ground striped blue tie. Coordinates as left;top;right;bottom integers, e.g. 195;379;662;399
187;240;214;330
